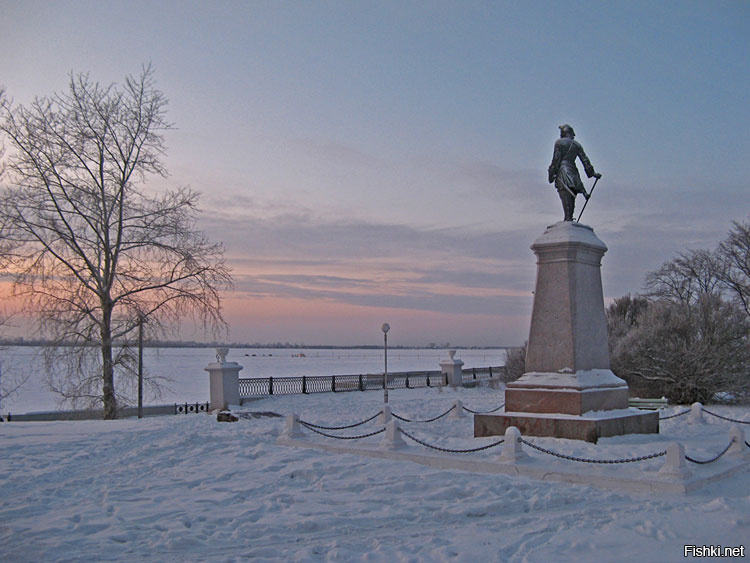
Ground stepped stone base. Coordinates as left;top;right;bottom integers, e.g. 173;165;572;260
505;387;629;415
475;370;659;443
474;409;659;444
505;370;630;416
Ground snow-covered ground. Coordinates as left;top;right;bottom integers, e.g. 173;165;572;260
1;385;748;562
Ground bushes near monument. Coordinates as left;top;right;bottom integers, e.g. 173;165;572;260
502;342;527;383
607;219;750;404
608;294;749;404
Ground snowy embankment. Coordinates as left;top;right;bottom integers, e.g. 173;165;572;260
1;385;748;562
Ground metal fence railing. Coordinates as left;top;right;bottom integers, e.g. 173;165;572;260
238;366;505;398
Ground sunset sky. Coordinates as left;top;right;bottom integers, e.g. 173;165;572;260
1;1;748;346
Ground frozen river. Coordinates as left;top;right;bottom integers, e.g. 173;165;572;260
0;346;507;414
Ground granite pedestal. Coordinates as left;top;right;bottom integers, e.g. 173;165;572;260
475;222;658;443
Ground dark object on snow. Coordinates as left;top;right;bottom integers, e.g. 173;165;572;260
217;411;239;422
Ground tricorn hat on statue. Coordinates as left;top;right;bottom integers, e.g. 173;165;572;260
559;123;575;136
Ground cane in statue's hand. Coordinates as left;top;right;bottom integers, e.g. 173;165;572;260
576;173;601;223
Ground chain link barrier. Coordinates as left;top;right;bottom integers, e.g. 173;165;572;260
685;438;736;464
519;438;667;464
399;428;505;454
462;403;505;414
392;405;455;423
701;408;750;425
298;411;382;430
294;404;749;464
659;409;691;420
299;421;386;440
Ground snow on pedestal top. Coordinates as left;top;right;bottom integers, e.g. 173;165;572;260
532;220;607;252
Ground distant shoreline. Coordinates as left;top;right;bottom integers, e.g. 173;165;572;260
0;340;516;350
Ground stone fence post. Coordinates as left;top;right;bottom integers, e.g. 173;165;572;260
205;347;243;410
440;350;464;387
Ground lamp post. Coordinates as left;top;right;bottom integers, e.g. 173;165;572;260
382;323;390;404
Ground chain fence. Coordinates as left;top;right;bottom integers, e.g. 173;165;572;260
399;428;505;454
659;409;691;420
392;405;455;423
298;421;386;440
299;411;382;430
462;403;505;414
519;438;667;464
291;401;502;428
701;408;750;425
288;401;749;466
684;438;736;464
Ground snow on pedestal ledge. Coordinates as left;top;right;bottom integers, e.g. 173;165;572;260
510;369;627;390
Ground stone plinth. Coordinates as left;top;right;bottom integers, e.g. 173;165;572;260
475;222;659;443
440;350;464;387
479;370;658;443
205;348;243;410
505;370;629;415
475;409;658;443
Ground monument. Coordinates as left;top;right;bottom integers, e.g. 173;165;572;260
547;123;600;223
474;126;659;443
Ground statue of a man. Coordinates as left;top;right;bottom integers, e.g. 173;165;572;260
548;124;601;221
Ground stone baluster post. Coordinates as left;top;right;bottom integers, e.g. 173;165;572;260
440;350;464;388
449;399;466;419
206;347;243;410
658;442;692;480
499;426;527;463
689;402;705;424
380;420;407;450
378;405;392;424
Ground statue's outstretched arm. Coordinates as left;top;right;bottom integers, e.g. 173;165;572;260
578;146;598;178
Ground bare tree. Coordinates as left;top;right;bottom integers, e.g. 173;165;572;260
644;220;749;317
0;88;23;417
0;67;232;418
606;294;649;339
0;314;30;419
502;341;527;383
0;87;5;177
718;219;750;317
644;248;724;306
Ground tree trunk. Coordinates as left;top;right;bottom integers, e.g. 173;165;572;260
101;305;117;419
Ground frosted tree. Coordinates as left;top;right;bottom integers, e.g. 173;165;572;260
610;295;749;404
718;219;750;317
0;67;232;418
644;249;723;306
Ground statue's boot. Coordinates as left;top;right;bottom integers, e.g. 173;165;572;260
558;189;575;221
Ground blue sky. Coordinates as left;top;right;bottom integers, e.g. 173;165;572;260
1;1;748;346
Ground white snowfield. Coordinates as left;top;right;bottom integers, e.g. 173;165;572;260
1;386;748;562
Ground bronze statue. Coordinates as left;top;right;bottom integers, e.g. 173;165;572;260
548;124;601;221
